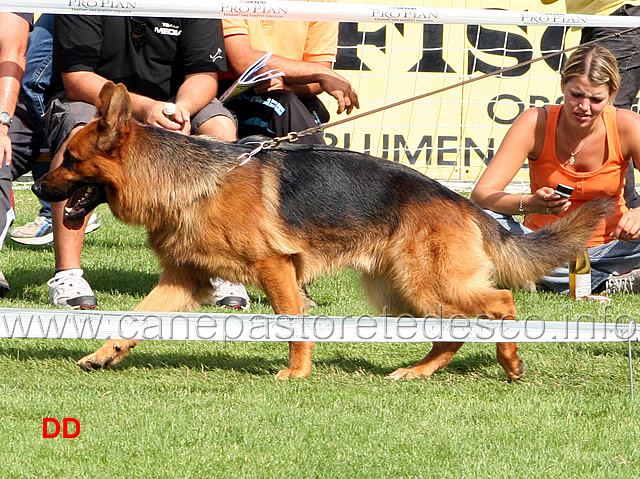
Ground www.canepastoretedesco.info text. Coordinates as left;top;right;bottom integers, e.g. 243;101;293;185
0;307;638;343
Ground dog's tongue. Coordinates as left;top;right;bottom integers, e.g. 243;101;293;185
63;216;84;230
62;188;90;230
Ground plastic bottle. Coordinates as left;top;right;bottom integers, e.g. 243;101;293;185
162;102;177;121
569;250;591;299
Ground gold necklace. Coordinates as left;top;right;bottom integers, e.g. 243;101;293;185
568;146;583;165
567;121;598;165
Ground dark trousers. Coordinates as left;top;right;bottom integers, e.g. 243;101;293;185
0;108;43;248
228;90;330;145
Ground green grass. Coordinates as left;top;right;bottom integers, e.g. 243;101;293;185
1;188;639;478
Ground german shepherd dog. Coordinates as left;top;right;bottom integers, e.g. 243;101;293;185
33;82;611;380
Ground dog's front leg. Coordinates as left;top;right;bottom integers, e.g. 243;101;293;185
255;257;312;379
76;338;141;371
77;268;203;371
277;341;314;379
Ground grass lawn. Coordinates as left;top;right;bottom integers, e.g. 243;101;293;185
0;188;639;478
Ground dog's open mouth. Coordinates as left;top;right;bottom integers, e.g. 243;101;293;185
64;185;106;230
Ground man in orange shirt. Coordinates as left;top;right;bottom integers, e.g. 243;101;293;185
209;8;359;308
221;8;359;144
206;4;360;309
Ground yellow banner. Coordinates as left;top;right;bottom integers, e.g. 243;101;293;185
327;0;583;182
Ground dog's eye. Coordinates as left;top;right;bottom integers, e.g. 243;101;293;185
62;151;80;168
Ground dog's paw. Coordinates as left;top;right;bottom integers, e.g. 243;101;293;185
506;361;526;382
387;367;427;381
76;340;131;371
274;368;310;380
77;353;113;371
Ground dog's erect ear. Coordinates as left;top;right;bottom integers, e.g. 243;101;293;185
96;81;116;114
95;81;133;151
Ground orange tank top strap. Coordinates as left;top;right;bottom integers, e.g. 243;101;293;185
538;104;561;161
603;104;624;165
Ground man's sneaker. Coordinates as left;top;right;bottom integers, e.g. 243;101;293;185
0;269;9;297
10;213;100;246
204;278;250;310
85;212;101;235
47;269;98;309
9;215;53;245
604;268;640;294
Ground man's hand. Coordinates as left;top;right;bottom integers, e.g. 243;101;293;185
139;100;191;135
254;76;287;94
0;12;30;167
318;71;359;115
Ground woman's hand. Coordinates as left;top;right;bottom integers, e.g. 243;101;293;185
526;187;572;215
612;208;640;241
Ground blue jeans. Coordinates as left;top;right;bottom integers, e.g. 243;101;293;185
19;14;54;218
20;14;54;124
485;210;640;294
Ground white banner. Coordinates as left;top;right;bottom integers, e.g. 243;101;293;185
0;1;639;28
0;308;638;343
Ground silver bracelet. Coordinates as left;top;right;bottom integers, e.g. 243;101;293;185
518;195;525;214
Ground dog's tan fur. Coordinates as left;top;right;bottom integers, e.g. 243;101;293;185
33;82;613;380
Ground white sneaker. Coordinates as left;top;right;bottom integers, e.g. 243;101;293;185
204;278;250;310
604;268;640;295
47;269;98;309
9;215;53;245
10;212;100;246
85;212;101;234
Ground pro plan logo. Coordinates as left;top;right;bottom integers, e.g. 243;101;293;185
68;0;137;12
43;418;81;438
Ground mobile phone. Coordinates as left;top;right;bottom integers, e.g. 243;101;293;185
554;184;574;199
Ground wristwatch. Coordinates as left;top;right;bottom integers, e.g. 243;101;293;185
0;111;12;128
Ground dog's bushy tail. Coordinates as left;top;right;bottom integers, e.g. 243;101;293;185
478;198;616;289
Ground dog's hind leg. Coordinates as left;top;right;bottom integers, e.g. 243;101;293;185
362;273;467;380
255;256;312;379
387;290;524;381
388;341;465;380
485;289;525;382
76;267;203;371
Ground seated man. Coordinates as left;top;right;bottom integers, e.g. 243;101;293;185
9;14;101;248
0;12;31;294
217;5;360;309
44;15;236;309
221;5;359;144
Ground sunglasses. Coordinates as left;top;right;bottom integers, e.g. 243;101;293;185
130;17;147;50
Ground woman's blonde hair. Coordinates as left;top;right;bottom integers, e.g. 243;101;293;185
561;44;620;101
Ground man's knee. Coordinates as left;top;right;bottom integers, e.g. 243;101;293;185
197;115;237;142
50;124;86;169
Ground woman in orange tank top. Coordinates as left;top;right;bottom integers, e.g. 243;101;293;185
472;44;640;295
